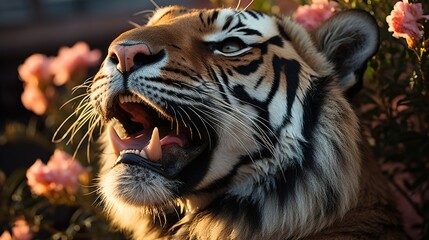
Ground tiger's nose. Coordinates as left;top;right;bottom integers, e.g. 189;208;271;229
109;43;151;73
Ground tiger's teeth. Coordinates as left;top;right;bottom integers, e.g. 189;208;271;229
143;127;162;161
132;95;139;103
119;94;144;104
140;149;148;159
108;125;122;157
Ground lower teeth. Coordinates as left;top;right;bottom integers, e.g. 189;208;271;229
119;149;148;159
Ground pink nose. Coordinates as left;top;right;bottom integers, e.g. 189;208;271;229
109;43;151;73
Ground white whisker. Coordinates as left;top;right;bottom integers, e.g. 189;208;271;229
149;0;160;9
129;20;141;28
134;9;155;16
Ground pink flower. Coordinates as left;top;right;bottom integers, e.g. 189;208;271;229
20;83;49;115
11;219;32;240
386;0;429;48
26;150;89;198
18;54;53;115
50;42;101;85
293;0;340;30
18;42;100;115
18;54;53;85
0;218;32;240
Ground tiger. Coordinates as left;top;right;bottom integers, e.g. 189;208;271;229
84;5;405;240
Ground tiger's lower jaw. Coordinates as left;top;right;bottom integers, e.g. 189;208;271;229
99;162;181;208
102;131;211;207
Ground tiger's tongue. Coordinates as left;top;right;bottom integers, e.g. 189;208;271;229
109;126;187;162
108;102;186;162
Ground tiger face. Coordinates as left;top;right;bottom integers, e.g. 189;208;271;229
88;5;387;239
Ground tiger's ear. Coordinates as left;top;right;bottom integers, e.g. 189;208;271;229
311;10;379;97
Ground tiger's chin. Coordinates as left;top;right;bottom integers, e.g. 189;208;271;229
99;161;179;209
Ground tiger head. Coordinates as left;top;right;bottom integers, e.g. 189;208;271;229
89;6;378;239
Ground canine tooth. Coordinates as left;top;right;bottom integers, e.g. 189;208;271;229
144;127;162;161
108;125;122;157
119;95;124;104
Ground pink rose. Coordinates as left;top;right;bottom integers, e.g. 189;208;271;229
293;0;340;30
386;0;429;48
50;42;101;85
26;150;90;198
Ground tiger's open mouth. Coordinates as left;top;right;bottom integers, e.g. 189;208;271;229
107;94;209;179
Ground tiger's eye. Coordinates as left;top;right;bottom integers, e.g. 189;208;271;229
221;41;242;53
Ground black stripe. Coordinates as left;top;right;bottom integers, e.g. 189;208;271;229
203;194;262;233
233;56;263;75
199;12;206;27
273;57;301;130
169;44;181;50
254;75;265;89
277;22;291;41
218;66;230;86
285;59;300;116
208;66;230;104
208;11;219;26
237;28;262;36
237;11;248;20
245;10;261;20
267;36;284;47
299;78;330;181
227;20;245;34
222;16;234;31
194;148;272;194
302;77;329;140
272;161;301;204
324;184;340;215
